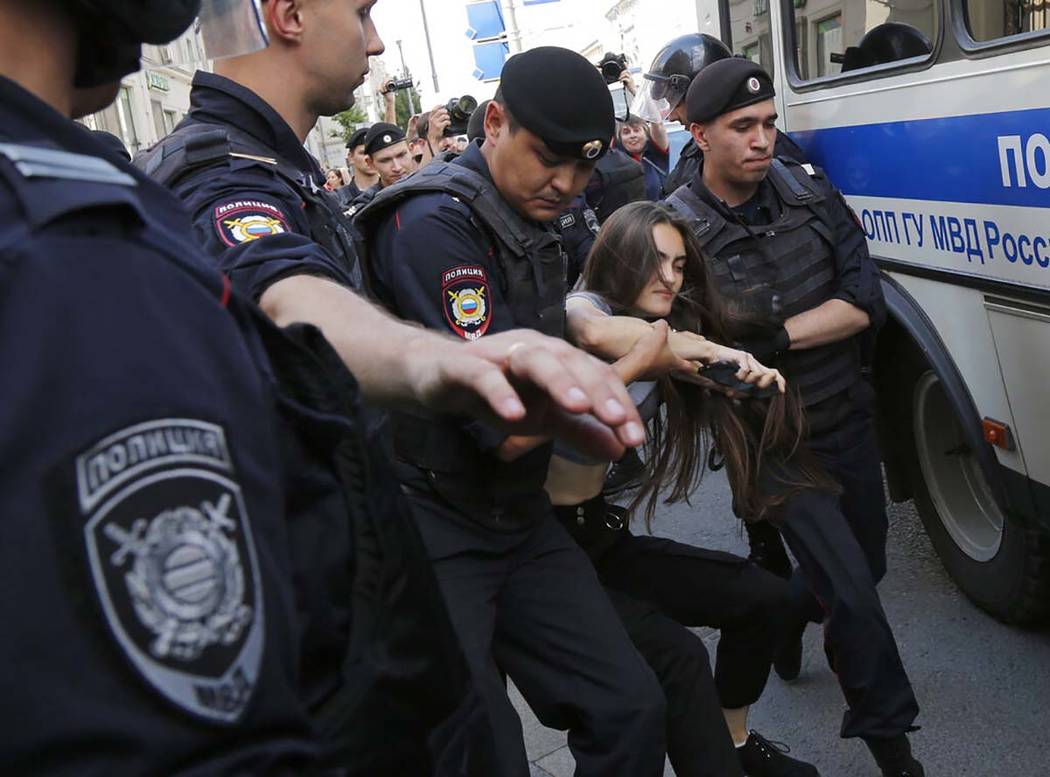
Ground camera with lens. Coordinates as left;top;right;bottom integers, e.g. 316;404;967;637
598;52;628;85
444;95;478;137
381;77;414;95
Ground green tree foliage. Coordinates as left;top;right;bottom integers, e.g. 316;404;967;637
395;88;423;130
332;104;368;141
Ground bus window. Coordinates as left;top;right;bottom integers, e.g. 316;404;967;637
963;0;1050;42
726;0;776;78
789;0;938;80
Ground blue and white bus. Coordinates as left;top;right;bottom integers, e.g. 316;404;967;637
702;0;1050;622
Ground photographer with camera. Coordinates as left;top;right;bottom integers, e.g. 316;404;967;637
414;95;477;167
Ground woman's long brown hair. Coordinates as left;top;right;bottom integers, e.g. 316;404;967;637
579;201;839;527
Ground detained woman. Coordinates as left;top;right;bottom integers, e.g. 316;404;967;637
508;202;831;777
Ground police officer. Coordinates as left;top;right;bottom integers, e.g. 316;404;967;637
342;125;376;203
466;98;599;288
665;58;924;777
1;0;358;771
632;33;807;197
122;2;646;774
349;121;417;212
355;46;666;777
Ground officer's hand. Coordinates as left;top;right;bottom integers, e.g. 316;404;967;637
428;107;451;143
409;331;646;459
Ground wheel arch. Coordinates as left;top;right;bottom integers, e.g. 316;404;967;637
873;273;1011;513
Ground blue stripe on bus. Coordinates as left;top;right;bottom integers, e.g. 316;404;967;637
790;106;1050;209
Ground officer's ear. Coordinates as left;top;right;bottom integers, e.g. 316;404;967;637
264;0;307;45
690;122;711;153
484;100;510;145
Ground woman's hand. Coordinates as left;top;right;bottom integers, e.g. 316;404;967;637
709;345;787;393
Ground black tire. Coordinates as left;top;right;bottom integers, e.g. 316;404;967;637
903;365;1050;625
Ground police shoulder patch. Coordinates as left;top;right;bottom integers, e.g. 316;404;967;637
442;264;492;341
213;198;290;247
75;419;264;724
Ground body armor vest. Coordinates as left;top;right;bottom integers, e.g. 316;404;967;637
134;122;363;289
355;161;568;518
667;159;859;406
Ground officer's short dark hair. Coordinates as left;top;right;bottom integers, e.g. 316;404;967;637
490;88;521;134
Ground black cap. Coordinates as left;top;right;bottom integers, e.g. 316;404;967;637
686;58;775;124
347;127;369;151
467;99;491;142
499;46;614;161
364;123;407;155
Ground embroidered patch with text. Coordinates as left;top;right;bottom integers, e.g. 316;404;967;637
213;199;290;247
442;265;491;340
75;419;264;724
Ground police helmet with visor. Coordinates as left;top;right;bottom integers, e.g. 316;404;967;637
632;33;731;123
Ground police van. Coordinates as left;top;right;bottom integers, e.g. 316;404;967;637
695;0;1050;622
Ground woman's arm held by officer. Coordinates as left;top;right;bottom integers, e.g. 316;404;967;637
566;295;779;388
495;320;678;463
259;274;645;452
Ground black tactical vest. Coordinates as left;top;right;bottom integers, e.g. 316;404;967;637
667;159;859;406
355;161;568;519
134;122;363;290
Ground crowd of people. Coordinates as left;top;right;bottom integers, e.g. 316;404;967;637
1;0;924;776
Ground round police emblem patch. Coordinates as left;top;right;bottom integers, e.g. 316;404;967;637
382;134;392;144
76;419;264;724
213;199;291;247
747;77;761;94
442;265;492;340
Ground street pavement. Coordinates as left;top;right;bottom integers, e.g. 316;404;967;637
514;468;1050;776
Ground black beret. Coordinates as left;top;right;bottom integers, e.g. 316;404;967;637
364;122;406;155
499;46;614;161
467;99;491;142
346;127;369;151
686;58;775;124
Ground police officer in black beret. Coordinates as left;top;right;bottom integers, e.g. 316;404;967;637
348;121;417;213
665;58;925;777
342;125;377;204
356;46;666;777
633;33;807;196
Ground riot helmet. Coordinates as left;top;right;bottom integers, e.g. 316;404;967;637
632;33;731;123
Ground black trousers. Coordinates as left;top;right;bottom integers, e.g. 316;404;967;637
406;486;666;777
762;380;920;740
557;499;792;777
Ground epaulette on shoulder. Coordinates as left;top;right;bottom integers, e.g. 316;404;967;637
0;142;136;187
775;154;825;180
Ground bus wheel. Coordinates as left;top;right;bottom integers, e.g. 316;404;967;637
909;369;1050;624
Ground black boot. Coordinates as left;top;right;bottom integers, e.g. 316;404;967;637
863;733;925;777
737;730;820;776
773;616;806;682
745;520;793;580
